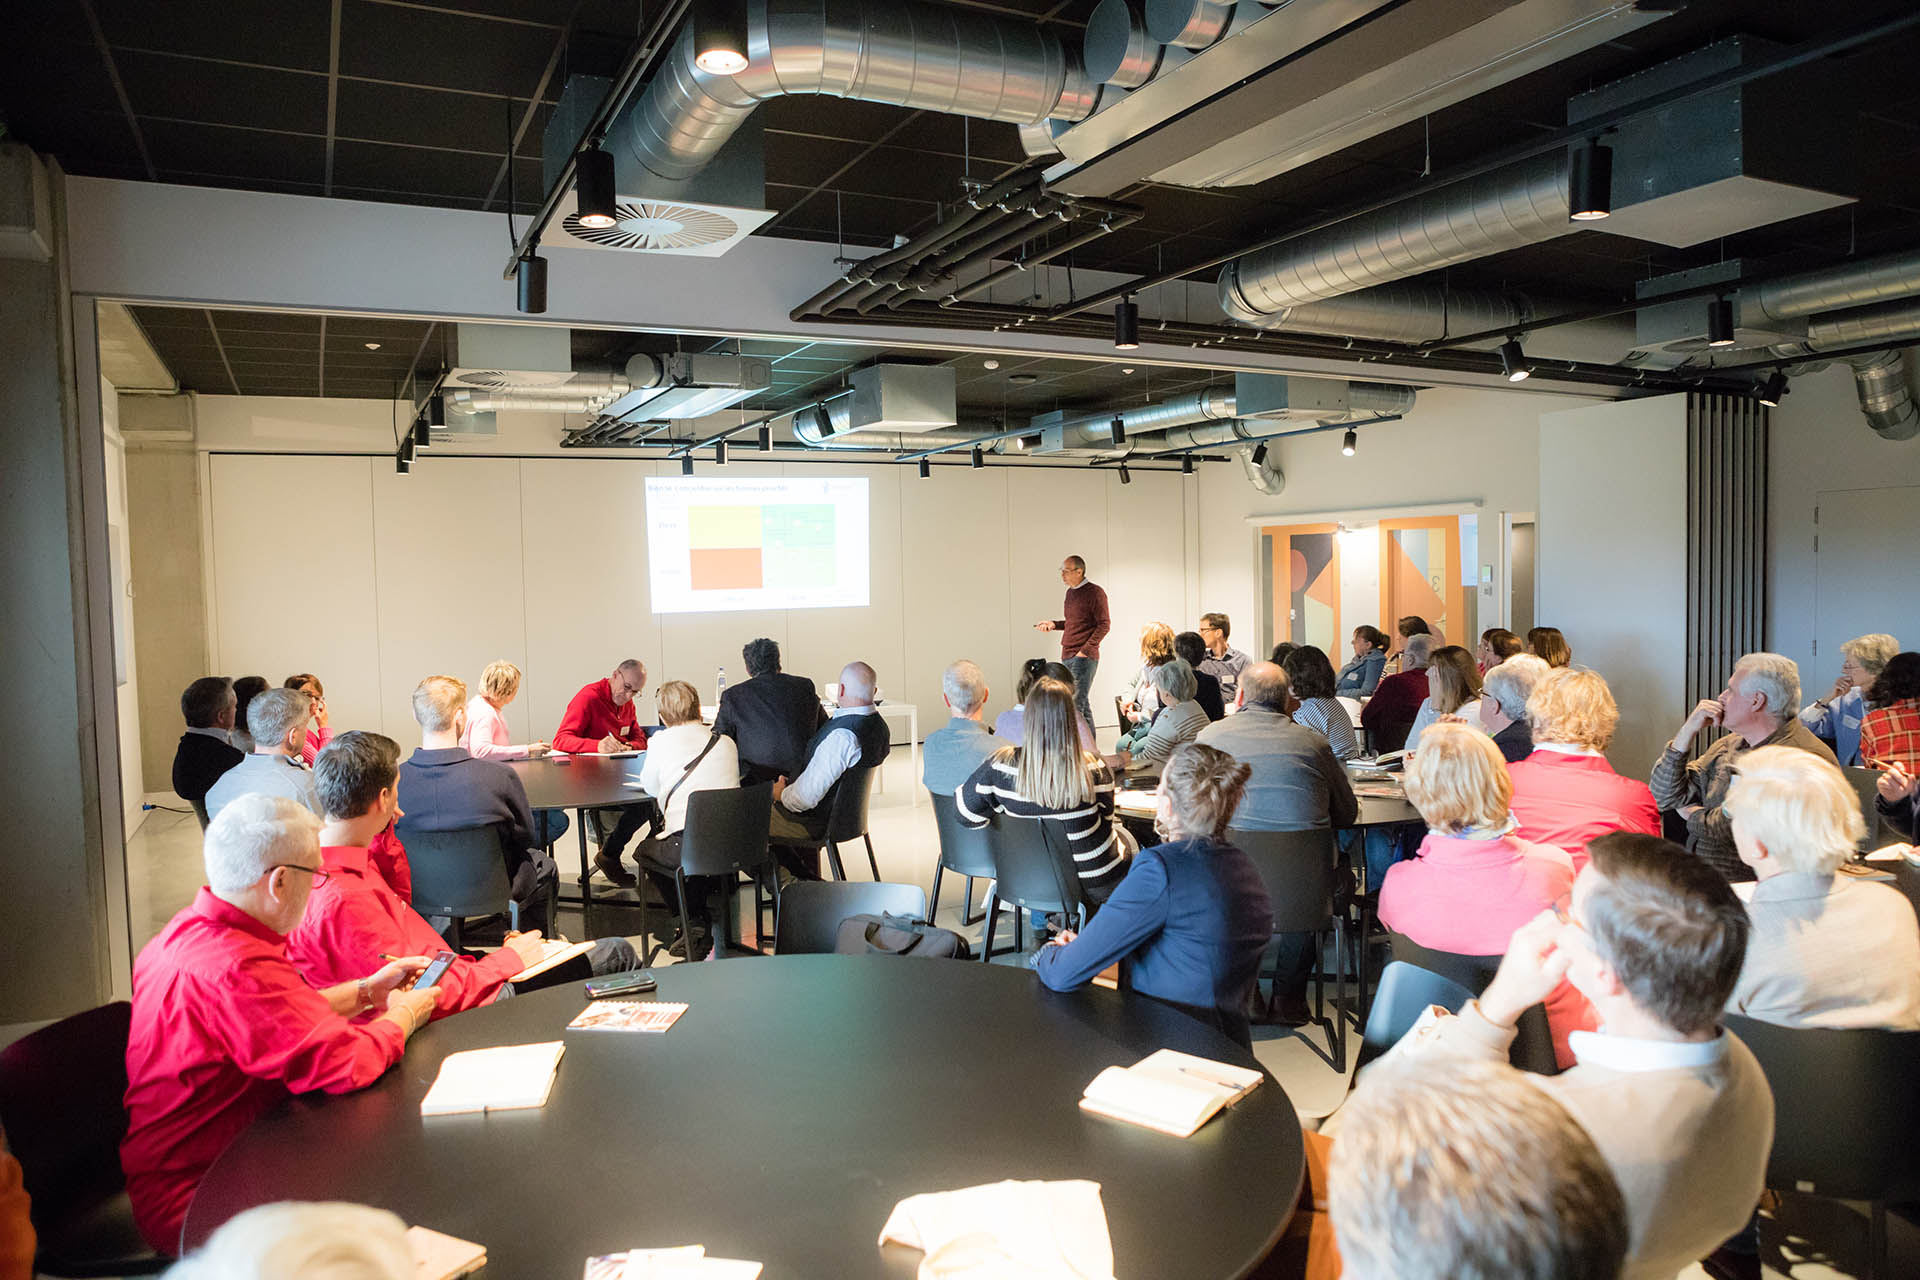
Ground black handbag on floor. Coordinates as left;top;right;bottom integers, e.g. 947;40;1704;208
834;912;972;960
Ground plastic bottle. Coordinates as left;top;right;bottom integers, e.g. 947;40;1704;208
716;666;727;701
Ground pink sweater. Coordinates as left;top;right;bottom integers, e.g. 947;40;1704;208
460;696;529;760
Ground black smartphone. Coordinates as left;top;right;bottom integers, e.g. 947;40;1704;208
584;970;658;999
414;950;457;991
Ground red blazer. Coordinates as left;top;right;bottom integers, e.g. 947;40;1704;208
1506;749;1661;871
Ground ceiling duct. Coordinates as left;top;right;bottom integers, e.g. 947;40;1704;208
784;393;976;451
1843;352;1920;443
593;353;773;425
439;324;629;427
1222;279;1558;345
1030;378;1415;455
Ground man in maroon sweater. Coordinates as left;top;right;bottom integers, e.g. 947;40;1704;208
1361;633;1432;755
1034;554;1111;732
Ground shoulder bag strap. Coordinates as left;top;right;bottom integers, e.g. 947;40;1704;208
658;730;724;816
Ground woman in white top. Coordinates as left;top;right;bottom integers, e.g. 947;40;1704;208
461;660;550;760
1405;645;1483;755
636;679;741;959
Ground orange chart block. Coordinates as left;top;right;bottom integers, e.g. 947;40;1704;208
689;546;763;590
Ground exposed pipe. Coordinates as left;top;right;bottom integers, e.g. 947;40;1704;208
1049;384;1416;451
1240;444;1286;496
620;0;1096;184
1751;247;1920;323
1222;281;1555;345
451;390;621;413
1844;351;1920;442
782;395;981;450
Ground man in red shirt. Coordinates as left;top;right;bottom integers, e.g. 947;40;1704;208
121;794;439;1254
1033;555;1111;732
554;660;652;885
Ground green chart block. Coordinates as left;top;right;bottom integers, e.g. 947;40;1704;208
762;504;838;587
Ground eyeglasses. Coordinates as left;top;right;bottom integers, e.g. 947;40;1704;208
270;863;330;885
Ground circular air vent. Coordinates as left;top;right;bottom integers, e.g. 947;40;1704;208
561;202;741;251
449;369;576;388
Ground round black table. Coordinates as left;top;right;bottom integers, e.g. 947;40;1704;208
508;755;652;936
183;957;1304;1277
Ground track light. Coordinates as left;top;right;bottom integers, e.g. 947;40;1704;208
413;418;432;450
1114;297;1139;351
1341;428;1357;457
715;440;728;465
757;423;773;451
516;252;547;314
693;0;750;75
1118;464;1132;485
574;145;618;229
1569;141;1612;221
427;392;445;428
1707;297;1736;348
1250;442;1268;465
1181;454;1194;475
1759;369;1790;407
1499;337;1532;382
680;454;694;476
1110;415;1127;447
918;458;931;479
971;445;985;469
395;449;410;474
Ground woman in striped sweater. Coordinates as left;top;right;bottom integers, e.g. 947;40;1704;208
956;677;1134;908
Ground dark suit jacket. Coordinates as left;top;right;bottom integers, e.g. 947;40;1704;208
713;672;827;783
172;731;244;828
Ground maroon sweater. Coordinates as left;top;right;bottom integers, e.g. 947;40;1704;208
1053;581;1112;660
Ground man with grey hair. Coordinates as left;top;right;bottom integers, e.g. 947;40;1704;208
771;661;891;859
923;659;996;794
1652;652;1837;882
122;795;436;1253
1480;652;1550;762
1800;632;1899;766
1360;632;1434;755
1122;659;1210;769
204;687;321;822
1034;554;1110;731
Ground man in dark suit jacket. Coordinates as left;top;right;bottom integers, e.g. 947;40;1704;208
172;676;244;828
713;638;828;784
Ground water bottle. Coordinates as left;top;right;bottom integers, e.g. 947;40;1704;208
716;666;727;701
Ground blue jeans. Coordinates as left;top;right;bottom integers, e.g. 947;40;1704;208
1064;655;1098;733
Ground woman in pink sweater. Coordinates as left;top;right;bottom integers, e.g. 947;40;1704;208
283;672;333;766
460;660;550;760
1381;721;1593;1067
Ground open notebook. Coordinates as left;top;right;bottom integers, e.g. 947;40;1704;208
509;938;599;983
420;1041;565;1117
1079;1048;1262;1138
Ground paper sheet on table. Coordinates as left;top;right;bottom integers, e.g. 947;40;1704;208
407;1224;486;1278
581;1245;761;1279
879;1179;1114;1280
1864;842;1917;863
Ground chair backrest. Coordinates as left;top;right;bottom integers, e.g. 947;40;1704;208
823;764;878;843
1388;931;1559;1075
1724;1013;1920;1202
1230;827;1336;934
680;782;774;878
402;825;513;919
1369;718;1412;756
1841;766;1888;849
929;791;996;880
775;881;929;955
981;815;1086;919
1355;961;1475;1074
0;1002;132;1230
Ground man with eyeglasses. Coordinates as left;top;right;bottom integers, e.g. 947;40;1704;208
552;659;653;885
1033;555;1110;732
122;794;438;1255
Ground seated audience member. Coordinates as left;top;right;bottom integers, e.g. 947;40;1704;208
923;660;998;794
173;676;244;828
713;637;827;784
163;1201;413;1280
1651;652;1836;882
552;660;651;881
1880;761;1920;839
1335;625;1389;697
995;659;1098;752
1269;641;1298;667
1404;644;1482;754
1508;667;1659;867
204;688;320;821
282;674;332;766
1384;722;1587;1067
1723;746;1920;1027
228;675;269;754
1034;743;1271;1046
636;680;742;959
1384;833;1773;1280
1380;615;1432;678
1327;1056;1629;1280
770;661;890;848
1799;632;1898;766
1476;627;1524;673
1118;622;1177;739
1478;653;1548;763
122;796;436;1254
1526;626;1572;668
1861;650;1920;772
1283;645;1360;760
1197;612;1251;706
1197;663;1356;832
1122;659;1210;769
958;678;1132;908
396;675;557;916
461;659;549;760
1173;631;1227;721
1360;633;1432;755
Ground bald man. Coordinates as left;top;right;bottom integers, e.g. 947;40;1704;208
770;662;892;850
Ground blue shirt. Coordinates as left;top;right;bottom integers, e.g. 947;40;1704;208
921;716;999;795
1800;686;1866;766
1336;649;1386;696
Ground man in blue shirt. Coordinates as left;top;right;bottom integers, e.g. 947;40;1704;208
922;660;998;795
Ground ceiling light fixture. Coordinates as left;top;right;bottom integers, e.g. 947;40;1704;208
516;252;548;314
395;450;410;474
693;0;750;74
681;454;695;476
918;458;931;479
1114;296;1139;351
1251;442;1268;465
574;145;619;229
1341;428;1357;457
413;418;432;450
982;358;1000;370
1706;297;1736;348
1759;369;1790;407
1499;337;1532;383
363;342;381;351
1118;464;1132;485
1121;366;1135;375
401;436;415;464
971;446;985;469
427;392;446;428
757;423;773;451
1181;454;1194;475
715;440;728;465
1108;416;1128;447
1568;140;1613;221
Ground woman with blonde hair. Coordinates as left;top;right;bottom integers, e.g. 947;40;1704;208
461;660;550;760
957;677;1133;907
1507;667;1659;869
1117;622;1177;749
1034;742;1272;1046
1403;645;1483;754
636;679;741;960
1526;626;1572;668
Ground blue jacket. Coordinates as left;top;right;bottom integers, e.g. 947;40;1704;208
1800;686;1866;767
1034;837;1272;1044
1335;649;1386;697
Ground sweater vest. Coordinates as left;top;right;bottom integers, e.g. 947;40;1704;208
806;709;892;770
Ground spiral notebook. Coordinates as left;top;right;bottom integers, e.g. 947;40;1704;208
419;1041;565;1116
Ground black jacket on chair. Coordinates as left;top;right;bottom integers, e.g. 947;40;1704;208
714;672;828;783
172;731;244;828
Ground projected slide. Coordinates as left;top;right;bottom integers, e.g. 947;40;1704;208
645;475;869;613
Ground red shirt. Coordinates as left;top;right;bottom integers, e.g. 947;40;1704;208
552;678;647;754
367;822;410;901
121;889;406;1253
1506;749;1662;872
287;844;522;1018
1862;699;1920;772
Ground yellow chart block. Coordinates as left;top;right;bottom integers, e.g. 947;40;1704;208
688;505;762;549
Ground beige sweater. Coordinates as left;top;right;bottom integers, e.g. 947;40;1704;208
1730;871;1920;1029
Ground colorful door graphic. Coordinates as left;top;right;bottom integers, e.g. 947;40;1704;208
1260;522;1341;653
1379;516;1463;644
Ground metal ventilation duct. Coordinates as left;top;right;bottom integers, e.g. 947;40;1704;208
784;395;977;451
1843;352;1920;443
1221;280;1553;344
618;0;1097;184
1748;247;1920;324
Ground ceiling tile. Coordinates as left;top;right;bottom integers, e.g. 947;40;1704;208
330;139;500;202
140;118;326;185
117;50;329;136
96;0;332;71
334;78;528;154
339;1;562;99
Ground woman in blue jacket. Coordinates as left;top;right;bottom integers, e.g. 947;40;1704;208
1335;625;1390;697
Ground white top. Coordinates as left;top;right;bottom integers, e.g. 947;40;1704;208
637;722;741;836
461;695;528;760
1532;741;1607;757
1565;1029;1727;1072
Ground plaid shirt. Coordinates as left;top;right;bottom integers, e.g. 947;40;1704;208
1862;699;1920;771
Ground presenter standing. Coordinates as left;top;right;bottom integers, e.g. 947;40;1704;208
1034;555;1111;731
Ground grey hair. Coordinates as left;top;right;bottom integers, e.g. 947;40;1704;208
941;659;988;715
1735;652;1801;722
1151;657;1199;701
1842;633;1900;674
164;1201;413;1280
1402;633;1435;668
1483;654;1550;721
1331;1056;1629;1280
245;688;311;752
203;794;320;893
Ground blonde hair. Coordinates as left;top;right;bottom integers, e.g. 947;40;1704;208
1014;678;1096;809
480;660;522;701
410;675;467;733
1526;666;1619;748
1426;645;1483;714
1139;623;1176;665
657;679;702;726
1160;743;1251;839
1724;745;1865;875
1403;722;1512;834
1843;633;1900;674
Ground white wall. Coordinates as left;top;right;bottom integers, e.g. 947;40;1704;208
102;378;145;831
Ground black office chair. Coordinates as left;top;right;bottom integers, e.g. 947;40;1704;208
1353;961;1476;1075
1387;932;1559;1075
1725;1014;1920;1280
402;825;529;946
978;817;1087;961
775;765;881;880
0;1003;166;1276
1367;717;1413;756
638;783;775;965
928;791;996;927
773;881;928;955
1232;827;1348;1072
1842;765;1890;850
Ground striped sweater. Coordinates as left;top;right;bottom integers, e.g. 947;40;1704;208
954;748;1129;904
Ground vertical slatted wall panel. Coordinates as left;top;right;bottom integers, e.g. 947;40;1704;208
1685;394;1769;725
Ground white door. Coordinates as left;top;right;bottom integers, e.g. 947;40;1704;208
1814;486;1920;675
